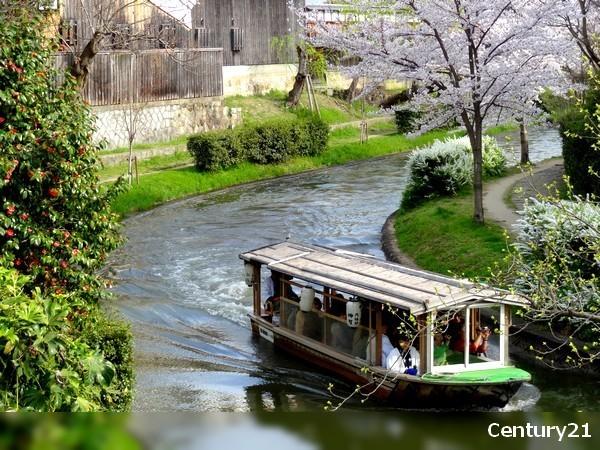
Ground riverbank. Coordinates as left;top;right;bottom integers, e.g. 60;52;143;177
110;128;456;217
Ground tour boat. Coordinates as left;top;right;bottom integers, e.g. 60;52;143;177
240;241;532;409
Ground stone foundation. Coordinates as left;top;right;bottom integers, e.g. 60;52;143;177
93;97;242;149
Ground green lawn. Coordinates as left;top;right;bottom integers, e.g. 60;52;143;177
110;128;459;217
394;192;510;279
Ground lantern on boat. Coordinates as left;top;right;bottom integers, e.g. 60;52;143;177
300;287;315;312
244;262;255;286
346;297;361;327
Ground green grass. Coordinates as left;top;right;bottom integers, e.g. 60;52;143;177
394;191;509;279
111;128;459;217
100;151;193;180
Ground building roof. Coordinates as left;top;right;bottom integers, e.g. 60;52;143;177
240;241;528;314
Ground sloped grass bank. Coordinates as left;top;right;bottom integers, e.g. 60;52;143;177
393;192;509;279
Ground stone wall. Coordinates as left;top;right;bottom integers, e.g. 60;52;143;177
93;97;242;149
222;64;297;97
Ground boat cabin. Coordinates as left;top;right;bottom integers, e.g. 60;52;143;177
240;241;528;377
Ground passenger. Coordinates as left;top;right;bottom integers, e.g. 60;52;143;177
264;295;280;325
386;335;421;375
329;298;353;353
470;326;491;356
296;297;323;341
285;296;300;331
433;333;449;365
365;323;394;365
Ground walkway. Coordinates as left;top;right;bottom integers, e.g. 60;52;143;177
483;158;564;231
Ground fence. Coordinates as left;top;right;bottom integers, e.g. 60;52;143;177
54;48;224;106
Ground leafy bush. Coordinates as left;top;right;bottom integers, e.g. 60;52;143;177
555;81;600;197
394;109;419;134
401;136;506;209
0;5;133;411
0;268;115;411
187;132;244;171
188;116;329;171
514;199;600;280
0;6;123;304
81;311;134;411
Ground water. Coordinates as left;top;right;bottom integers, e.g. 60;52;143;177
107;127;599;413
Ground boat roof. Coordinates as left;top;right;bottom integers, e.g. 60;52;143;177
240;241;528;315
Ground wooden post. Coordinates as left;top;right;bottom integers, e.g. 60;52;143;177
375;307;382;366
417;314;427;375
502;305;511;364
252;264;261;316
134;156;139;185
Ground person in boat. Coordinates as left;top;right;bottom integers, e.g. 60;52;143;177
329;297;354;353
448;313;466;353
365;322;394;365
470;326;491;356
295;297;323;341
386;334;420;375
433;333;449;366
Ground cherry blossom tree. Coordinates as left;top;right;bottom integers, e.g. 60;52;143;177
555;0;600;72
301;0;576;223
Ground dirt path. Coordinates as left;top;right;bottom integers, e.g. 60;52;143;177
484;158;564;231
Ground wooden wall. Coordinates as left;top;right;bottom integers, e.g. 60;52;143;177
191;0;304;66
55;49;224;105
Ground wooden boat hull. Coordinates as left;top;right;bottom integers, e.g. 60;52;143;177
251;315;525;410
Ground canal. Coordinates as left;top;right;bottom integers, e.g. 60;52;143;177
107;127;599;413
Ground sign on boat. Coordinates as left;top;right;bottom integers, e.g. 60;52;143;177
240;241;532;409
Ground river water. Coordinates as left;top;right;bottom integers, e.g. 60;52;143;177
107;127;599;415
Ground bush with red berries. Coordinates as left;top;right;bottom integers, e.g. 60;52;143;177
0;4;132;411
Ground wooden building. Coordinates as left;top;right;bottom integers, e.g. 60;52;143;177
191;0;304;66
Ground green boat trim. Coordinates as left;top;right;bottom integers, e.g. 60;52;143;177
421;367;531;384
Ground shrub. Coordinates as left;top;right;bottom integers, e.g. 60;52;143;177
0;5;133;411
187;132;244;172
555;81;600;198
401;136;506;210
394;109;419;134
0;268;115;411
188;116;329;171
514;199;600;280
81;311;134;411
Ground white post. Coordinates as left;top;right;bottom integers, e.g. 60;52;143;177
464;307;470;368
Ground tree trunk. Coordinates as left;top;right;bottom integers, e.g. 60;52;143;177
520;120;530;165
345;77;360;103
463;109;485;224
287;46;307;107
71;32;102;89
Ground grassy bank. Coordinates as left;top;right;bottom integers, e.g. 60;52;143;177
394;191;509;279
111;128;457;216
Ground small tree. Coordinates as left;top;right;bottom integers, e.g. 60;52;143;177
0;5;123;303
303;0;575;223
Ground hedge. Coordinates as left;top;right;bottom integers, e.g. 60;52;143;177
188;116;329;171
556;85;600;197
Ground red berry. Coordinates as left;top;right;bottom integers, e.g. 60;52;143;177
5;228;15;238
6;205;16;216
19;213;28;220
59;260;68;269
52;241;60;248
48;187;60;198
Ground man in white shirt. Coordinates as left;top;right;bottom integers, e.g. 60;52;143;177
365;324;395;365
386;335;420;375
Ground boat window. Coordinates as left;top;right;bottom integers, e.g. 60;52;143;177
432;304;505;371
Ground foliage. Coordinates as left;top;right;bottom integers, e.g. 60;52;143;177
303;0;579;223
0;5;132;411
0;268;114;411
0;6;123;305
401;136;506;210
499;197;600;366
188;116;329;171
394;109;419;134
556;76;600;197
80;311;134;411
